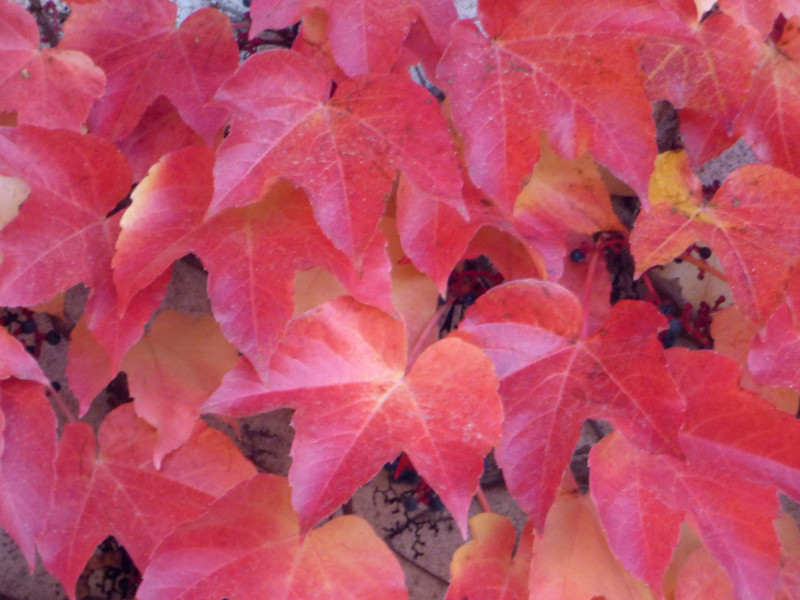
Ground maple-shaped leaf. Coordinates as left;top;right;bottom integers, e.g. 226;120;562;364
0;379;56;569
437;0;674;211
113;145;392;376
0;0;105;131
60;0;238;142
590;431;781;600
211;49;464;258
445;513;532;600
638;8;759;165
0;126;131;307
529;476;654;600
137;473;408;600
0;325;49;386
204;296;502;535
749;265;800;391
454;280;684;528
36;404;256;600
631;151;800;324
250;0;456;76
121;310;239;467
735;15;800;181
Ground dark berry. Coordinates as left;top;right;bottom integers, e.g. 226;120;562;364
658;304;676;316
674;257;683;263
668;319;682;334
395;468;419;485
402;495;418;512
661;330;678;349
243;0;251;5
461;293;476;308
45;330;61;345
570;249;586;263
50;380;61;391
25;345;36;355
20;320;37;334
697;246;712;260
428;494;445;512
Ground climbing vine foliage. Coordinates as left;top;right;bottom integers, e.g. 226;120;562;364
2;0;800;598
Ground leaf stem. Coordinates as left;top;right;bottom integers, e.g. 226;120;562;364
579;247;602;339
475;484;492;513
677;252;728;283
405;298;453;374
48;384;77;423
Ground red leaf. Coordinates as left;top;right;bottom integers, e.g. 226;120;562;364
36;404;256;599
632;152;800;324
114;145;393;375
60;0;238;142
0;126;131;306
0;326;49;385
0;379;55;569
445;513;532;600
437;0;670;210
0;0;105;131
591;431;781;600
211;49;463;258
121;310;240;467
455;281;684;527
137;474;408;600
204;296;502;535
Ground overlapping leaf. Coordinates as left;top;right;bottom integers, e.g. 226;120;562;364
211;49;464;259
631;151;800;324
445;513;532;600
204;296;502;534
36;404;256;600
0;0;105;131
113;145;392;376
60;0;238;142
437;0;674;211
454;280;684;527
137;474;408;600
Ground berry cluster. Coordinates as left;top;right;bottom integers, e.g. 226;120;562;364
384;454;445;513
1;307;62;358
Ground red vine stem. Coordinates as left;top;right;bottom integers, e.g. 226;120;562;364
48;385;77;423
579;246;602;340
677;252;728;283
405;298;453;374
475;484;492;513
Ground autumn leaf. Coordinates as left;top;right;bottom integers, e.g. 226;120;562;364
445;513;532;600
0;0;105;131
204;296;502;535
60;0;238;142
454;280;684;528
36;404;256;600
137;473;408;600
631;151;800;324
114;145;393;376
121;310;239;467
211;49;464;259
0;126;131;307
0;379;55;570
437;0;673;211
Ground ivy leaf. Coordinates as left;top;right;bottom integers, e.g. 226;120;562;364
113;145;393;376
0;0;105;131
121;310;240;468
137;474;408;600
36;404;256;600
445;513;532;600
454;280;684;528
60;0;238;142
0;126;131;307
211;49;464;259
437;0;672;211
0;379;55;569
204;296;502;535
631;151;800;324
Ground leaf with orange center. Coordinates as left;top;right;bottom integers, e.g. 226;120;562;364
528;476;654;600
121;310;239;468
203;296;502;535
436;0;676;212
454;281;684;528
60;0;238;143
36;404;256;600
136;473;408;600
0;1;105;131
735;15;800;178
0;379;55;569
210;49;464;259
445;513;532;600
638;8;759;165
0;126;131;307
631;151;800;324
